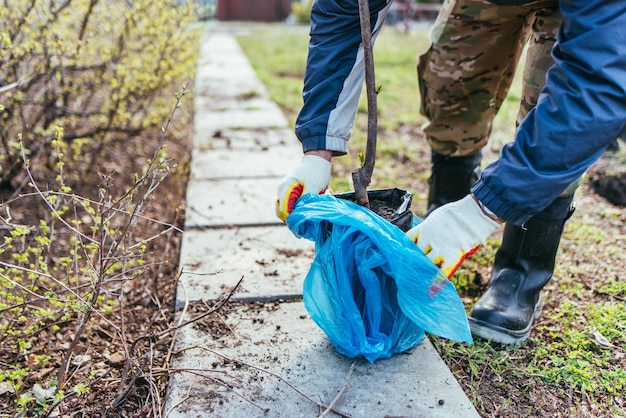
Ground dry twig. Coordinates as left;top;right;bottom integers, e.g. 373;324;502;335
319;362;356;418
112;276;244;408
198;347;353;418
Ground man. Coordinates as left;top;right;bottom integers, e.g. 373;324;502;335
417;0;578;345
276;0;626;344
420;0;562;215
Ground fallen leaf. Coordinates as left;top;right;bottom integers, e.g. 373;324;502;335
28;367;55;382
71;354;92;366
592;327;616;350
0;382;15;396
108;351;126;366
32;381;57;400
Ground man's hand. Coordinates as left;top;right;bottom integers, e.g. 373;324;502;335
406;195;502;278
276;153;332;222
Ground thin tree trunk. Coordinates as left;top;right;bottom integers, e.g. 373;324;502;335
352;0;378;208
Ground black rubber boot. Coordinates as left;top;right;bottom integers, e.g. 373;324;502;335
425;151;482;217
468;193;576;344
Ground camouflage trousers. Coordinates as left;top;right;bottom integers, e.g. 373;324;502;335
418;0;561;156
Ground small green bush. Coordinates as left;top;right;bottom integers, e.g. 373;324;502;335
0;0;198;188
291;0;313;24
0;0;199;414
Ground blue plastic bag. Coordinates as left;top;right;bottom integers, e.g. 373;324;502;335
287;193;472;363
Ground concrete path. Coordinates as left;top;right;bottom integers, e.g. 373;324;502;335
163;24;481;418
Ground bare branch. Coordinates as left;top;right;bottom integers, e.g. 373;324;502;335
319;363;355;418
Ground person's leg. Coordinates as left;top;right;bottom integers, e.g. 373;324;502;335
418;0;534;215
467;4;583;344
468;191;575;344
516;3;562;124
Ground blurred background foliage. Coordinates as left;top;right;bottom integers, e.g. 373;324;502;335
0;0;198;192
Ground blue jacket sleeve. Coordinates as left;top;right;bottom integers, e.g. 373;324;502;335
472;0;626;226
295;0;391;155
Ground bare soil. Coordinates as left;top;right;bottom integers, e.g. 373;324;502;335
0;124;192;416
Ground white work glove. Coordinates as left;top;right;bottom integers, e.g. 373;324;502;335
406;195;502;278
275;154;331;222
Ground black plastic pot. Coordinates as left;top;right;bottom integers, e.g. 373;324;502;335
334;188;414;232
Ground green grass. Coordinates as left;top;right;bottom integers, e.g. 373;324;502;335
533;300;626;394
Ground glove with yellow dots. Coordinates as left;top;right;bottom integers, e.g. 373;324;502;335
406;195;502;278
275;154;331;222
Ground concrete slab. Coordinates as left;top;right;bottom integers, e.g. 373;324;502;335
194;33;267;98
184;177;283;228
201;127;300;151
194;95;282;113
177;226;314;303
165;26;480;418
164;301;480;418
193;102;289;134
192;126;300;153
191;145;301;179
194;69;264;98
